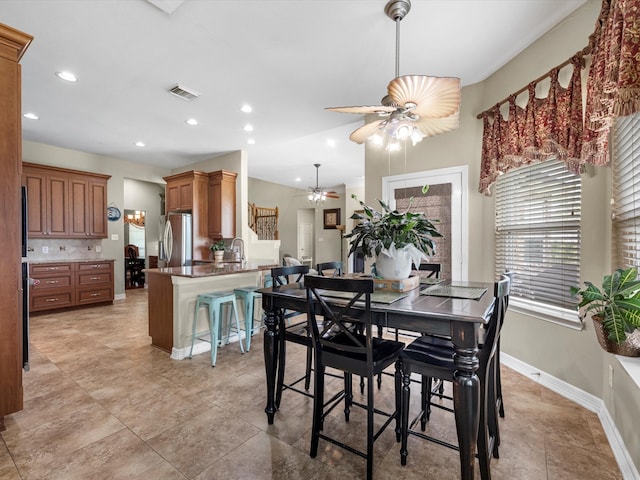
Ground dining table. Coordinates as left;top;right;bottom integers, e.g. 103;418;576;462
260;277;495;480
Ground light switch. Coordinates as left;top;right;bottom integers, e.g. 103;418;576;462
42;246;48;253
111;234;118;241
95;245;102;253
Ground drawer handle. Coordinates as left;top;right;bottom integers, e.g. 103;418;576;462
47;267;58;271
46;280;59;284
90;293;101;297
46;298;59;302
90;276;100;280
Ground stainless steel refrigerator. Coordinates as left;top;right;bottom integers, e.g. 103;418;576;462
162;212;193;267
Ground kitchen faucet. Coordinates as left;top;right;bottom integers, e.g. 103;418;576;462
230;237;245;263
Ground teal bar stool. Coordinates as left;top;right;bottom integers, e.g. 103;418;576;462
189;291;244;367
233;286;264;351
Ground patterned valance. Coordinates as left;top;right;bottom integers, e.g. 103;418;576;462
478;0;640;195
479;56;583;195
582;0;640;166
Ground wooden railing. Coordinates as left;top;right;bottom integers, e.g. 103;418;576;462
248;203;279;240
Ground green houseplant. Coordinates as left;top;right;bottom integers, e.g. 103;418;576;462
570;266;640;356
343;192;441;279
209;240;226;262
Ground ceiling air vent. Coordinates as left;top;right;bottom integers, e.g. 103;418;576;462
168;84;200;101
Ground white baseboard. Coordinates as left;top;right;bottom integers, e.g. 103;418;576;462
170;333;246;361
502;353;640;480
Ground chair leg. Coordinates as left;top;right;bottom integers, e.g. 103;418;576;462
496;347;504;418
395;361;402;442
304;344;312;391
366;371;374;480
420;376;432;430
275;321;287;409
189;299;201;359
400;366;411;466
344;373;352;422
209;303;219;367
477;373;492;480
229;299;244;354
310;362;324;458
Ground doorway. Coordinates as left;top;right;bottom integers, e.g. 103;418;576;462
297;208;314;265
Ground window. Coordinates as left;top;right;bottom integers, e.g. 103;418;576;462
494;159;581;326
612;113;640;269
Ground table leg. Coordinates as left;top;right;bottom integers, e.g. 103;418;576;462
452;329;480;480
263;303;278;424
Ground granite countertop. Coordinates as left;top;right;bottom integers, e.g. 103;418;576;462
145;260;278;278
27;258;116;264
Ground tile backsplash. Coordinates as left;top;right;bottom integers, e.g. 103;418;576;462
27;239;104;262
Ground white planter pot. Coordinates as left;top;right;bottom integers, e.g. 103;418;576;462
376;248;413;279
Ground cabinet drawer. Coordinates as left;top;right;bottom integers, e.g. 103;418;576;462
30;263;72;275
31;291;74;310
77;272;112;286
77;287;113;305
32;275;72;290
77;262;111;272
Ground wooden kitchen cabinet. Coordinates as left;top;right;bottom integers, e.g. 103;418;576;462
164;171;208;212
23;165;69;238
29;260;114;313
69;173;109;238
75;261;114;306
0;23;32;428
208;170;237;239
163;171;210;261
23;164;110;239
29;262;74;311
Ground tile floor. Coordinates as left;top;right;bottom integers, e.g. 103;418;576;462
0;288;623;479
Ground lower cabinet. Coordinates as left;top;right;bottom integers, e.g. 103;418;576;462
29;260;114;312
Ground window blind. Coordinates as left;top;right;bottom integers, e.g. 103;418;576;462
612;113;640;269
495;159;581;310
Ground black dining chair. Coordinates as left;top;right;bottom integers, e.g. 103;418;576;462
316;260;343;277
305;275;405;480
496;270;514;418
270;264;312;407
398;276;510;480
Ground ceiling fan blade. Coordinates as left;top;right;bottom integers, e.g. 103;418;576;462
349;119;386;144
326;105;396;115
415;110;460;138
387;75;461;118
326;193;340;199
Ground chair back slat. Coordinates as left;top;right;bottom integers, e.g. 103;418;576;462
270;264;309;287
305;275;374;368
316;261;344;277
412;262;441;279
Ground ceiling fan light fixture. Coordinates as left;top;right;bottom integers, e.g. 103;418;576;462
308;163;329;207
326;0;461;148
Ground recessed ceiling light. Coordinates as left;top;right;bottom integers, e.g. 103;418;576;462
135;141;146;147
243;124;254;132
326;139;336;147
241;105;253;113
295;177;301;182
55;71;77;82
23;113;39;120
247;139;255;145
185;118;199;126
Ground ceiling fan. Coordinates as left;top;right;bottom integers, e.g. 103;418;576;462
326;0;461;148
308;163;339;205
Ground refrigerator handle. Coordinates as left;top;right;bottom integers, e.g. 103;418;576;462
163;220;173;262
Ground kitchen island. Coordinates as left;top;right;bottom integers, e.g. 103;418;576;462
145;261;276;359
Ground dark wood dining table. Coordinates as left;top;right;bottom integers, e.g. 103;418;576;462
260;278;495;480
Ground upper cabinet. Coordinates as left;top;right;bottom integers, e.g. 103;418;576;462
208;170;237;239
163;171;210;260
23;163;110;239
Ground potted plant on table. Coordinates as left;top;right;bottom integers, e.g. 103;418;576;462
570;266;640;357
210;240;226;263
343;191;441;280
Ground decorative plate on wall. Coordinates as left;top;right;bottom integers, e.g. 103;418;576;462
107;206;121;221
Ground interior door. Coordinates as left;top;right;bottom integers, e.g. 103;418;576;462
297;208;314;262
